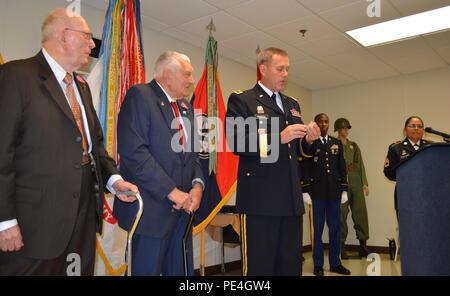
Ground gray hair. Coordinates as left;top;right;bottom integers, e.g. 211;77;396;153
257;47;288;67
153;51;191;79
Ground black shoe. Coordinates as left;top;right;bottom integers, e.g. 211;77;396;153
341;243;349;259
359;240;370;258
313;266;324;276
330;265;351;275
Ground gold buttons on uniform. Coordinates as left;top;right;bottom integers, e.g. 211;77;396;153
327;169;330;173
288;143;291;148
246;173;251;176
289;155;292;160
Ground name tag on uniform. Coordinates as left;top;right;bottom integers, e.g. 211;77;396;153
259;130;268;158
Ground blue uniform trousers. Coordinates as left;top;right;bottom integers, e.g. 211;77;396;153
310;199;342;268
131;215;193;276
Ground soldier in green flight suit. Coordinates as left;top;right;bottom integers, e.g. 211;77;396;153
334;118;370;258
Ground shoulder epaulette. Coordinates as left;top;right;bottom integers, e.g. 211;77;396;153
288;96;299;102
232;90;243;95
390;140;402;147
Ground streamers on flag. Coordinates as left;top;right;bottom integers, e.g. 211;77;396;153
90;0;145;276
191;36;238;234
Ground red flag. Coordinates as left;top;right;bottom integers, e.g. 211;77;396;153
191;37;238;234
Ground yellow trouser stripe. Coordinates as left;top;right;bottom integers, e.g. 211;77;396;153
309;204;314;251
240;214;248;276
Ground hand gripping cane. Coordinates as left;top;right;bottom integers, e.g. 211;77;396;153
116;191;143;276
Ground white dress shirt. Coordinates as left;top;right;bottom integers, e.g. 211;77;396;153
258;81;284;113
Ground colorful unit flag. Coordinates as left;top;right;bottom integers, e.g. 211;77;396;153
191;36;239;234
88;0;145;276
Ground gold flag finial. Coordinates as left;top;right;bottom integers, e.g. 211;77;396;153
0;52;4;64
206;18;216;37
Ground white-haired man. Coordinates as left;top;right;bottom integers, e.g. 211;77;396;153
113;51;204;276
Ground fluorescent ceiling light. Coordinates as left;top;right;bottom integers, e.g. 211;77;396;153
346;5;450;47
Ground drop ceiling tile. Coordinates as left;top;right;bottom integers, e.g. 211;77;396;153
220;31;283;59
265;14;339;44
319;0;402;32
203;0;252;10
141;15;170;32
226;0;312;30
140;0;218;27
162;28;208;50
296;0;360;13
369;37;448;74
294;33;363;58
176;11;256;42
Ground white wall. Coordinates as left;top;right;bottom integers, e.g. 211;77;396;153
0;0;313;270
312;66;450;247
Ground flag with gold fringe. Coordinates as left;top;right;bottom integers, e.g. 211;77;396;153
191;36;239;235
89;0;145;276
0;52;4;65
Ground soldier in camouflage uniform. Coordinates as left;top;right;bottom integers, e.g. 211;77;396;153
334;118;370;258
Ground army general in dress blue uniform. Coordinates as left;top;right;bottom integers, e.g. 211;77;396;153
225;47;320;276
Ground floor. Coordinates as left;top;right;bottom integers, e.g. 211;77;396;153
215;250;402;276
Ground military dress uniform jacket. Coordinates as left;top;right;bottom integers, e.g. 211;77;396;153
383;137;431;211
225;83;312;217
384;137;431;181
300;136;348;200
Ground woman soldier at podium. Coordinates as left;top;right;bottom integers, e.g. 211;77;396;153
383;116;432;216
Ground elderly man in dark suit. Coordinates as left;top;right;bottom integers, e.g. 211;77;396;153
113;51;204;276
225;47;320;276
0;8;138;276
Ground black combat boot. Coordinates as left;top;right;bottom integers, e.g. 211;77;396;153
341;242;349;259
359;240;370;257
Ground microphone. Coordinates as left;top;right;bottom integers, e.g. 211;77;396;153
424;127;450;139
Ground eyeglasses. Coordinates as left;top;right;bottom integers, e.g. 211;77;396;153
65;28;93;41
407;124;424;129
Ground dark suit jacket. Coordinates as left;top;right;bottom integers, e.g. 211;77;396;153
0;51;118;259
300;136;348;200
113;80;204;239
225;83;312;217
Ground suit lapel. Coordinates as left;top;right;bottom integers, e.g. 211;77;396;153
253;84;284;116
150;80;185;159
36;51;77;127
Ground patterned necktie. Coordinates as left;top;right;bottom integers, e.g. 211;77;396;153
63;73;89;163
170;101;185;155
